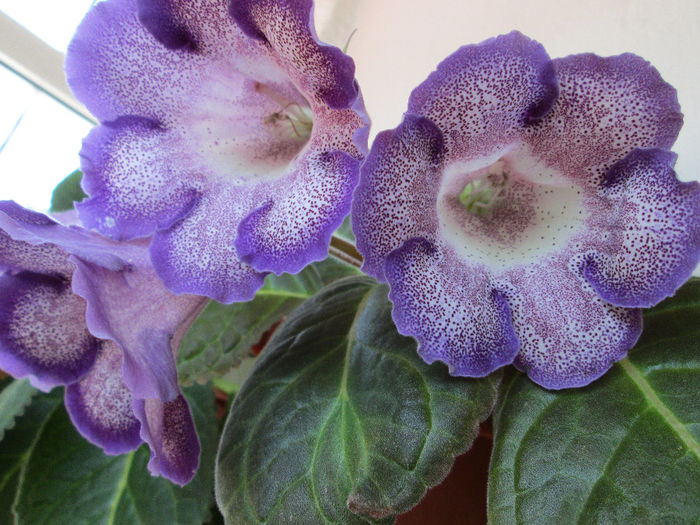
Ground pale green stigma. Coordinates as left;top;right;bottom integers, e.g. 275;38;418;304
459;161;509;216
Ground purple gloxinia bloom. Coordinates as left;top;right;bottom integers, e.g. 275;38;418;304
0;201;206;484
352;32;700;389
65;0;369;303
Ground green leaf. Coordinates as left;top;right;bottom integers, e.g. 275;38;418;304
50;170;87;212
334;215;356;244
488;278;700;524
215;276;500;523
4;384;217;525
0;378;37;441
177;257;360;385
0;388;63;525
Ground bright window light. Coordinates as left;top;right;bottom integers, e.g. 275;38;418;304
0;65;91;212
0;0;95;52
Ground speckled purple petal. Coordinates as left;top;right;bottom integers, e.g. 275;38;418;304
136;0;197;50
582;148;700;308
133;395;200;486
504;255;643;389
150;189;267;303
77;117;202;240
65;340;142;454
0;201;129;272
407;31;557;161
526;53;683;185
66;0;248;123
236;149;358;274
385;238;519;377
0;272;99;391
230;0;358;109
352;115;445;280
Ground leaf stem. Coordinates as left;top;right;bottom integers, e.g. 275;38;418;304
329;235;363;268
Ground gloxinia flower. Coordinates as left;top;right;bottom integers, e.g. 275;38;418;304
352;31;700;389
65;0;369;303
0;201;206;484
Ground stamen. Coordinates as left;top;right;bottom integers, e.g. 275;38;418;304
460;170;510;216
263;101;313;141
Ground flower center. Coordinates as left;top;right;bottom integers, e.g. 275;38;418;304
187;69;313;185
437;148;586;269
262;102;313;144
458;160;511;216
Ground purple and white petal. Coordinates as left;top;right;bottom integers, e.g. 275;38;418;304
526;53;683;185
0;272;99;391
133;395;200;486
65;340;142;454
236;149;358;274
503;255;643;389
385;238;519;377
77;118;202;240
0;200;130;272
352;115;445;280
582;148;700;308
150;189;267;303
407;31;558;161
230;0;359;109
66;0;253;123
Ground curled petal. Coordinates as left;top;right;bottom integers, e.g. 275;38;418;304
385;238;519;376
69;255;205;400
236;150;358;274
150;190;267;303
133;395;200;486
352;115;445;280
526;53;683;184
0;272;100;391
137;0;197;50
65;341;142;454
505;256;643;389
583;149;700;307
77;117;202;240
408;30;558;160
230;0;359;109
66;0;205;122
0;201;130;272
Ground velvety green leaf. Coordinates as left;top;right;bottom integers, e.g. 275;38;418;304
488;278;700;524
335;215;356;244
216;276;500;523
177;257;360;385
0;388;63;525
0;378;36;441
50;170;87;212
7;384;217;525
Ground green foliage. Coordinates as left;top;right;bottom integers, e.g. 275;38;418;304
215;276;500;523
488;278;700;524
177;257;359;385
50;170;87;212
0;378;36;441
0;382;217;525
335;215;356;243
